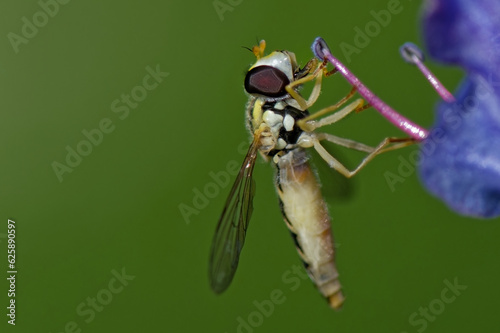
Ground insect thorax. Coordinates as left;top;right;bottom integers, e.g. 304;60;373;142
247;96;309;158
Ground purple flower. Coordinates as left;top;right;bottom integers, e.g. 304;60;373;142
418;0;500;217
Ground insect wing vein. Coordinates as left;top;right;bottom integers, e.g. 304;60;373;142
209;140;258;294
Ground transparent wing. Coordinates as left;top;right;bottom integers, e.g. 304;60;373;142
209;139;259;294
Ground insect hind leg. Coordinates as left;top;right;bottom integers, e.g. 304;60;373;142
312;136;416;178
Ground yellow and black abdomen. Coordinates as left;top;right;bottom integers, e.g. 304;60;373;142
275;149;344;309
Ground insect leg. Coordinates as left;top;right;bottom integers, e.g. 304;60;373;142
314;132;374;153
299;98;365;132
285;59;330;110
297;87;359;132
311;136;416;178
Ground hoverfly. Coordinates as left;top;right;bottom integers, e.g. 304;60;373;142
209;39;414;309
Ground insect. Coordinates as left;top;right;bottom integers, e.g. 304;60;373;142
208;39;414;309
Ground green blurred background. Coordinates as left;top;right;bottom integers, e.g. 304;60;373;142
0;0;499;332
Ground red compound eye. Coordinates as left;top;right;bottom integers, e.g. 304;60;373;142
244;66;290;97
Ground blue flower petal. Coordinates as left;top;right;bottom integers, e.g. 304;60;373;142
418;0;500;218
422;0;500;75
419;76;500;217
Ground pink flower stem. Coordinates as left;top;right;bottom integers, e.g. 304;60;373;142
312;37;429;141
400;42;456;103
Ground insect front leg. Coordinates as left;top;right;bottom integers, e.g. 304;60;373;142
285;59;330;110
